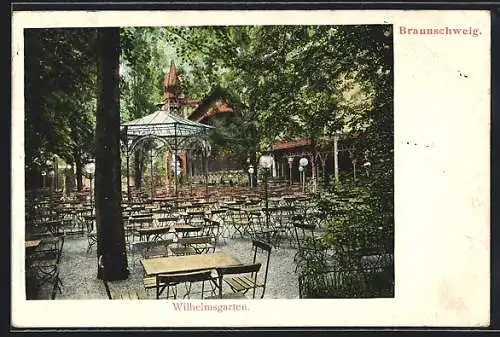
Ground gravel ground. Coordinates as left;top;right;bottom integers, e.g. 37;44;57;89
32;229;300;300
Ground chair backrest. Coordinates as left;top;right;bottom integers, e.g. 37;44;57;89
216;263;261;277
177;236;212;246
293;223;316;250
157;270;213;287
151;208;165;214
157;216;179;228
251;239;272;285
175;226;202;237
134;239;173;259
40;234;66;263
279;205;295;213
247;211;263;228
229;207;248;222
199;219;218;241
157;216;179;223
84;215;96;233
129;216;153;228
130;213;153;220
187;209;205;216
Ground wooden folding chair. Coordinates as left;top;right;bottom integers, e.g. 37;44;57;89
215;239;272;299
227;206;249;238
170;236;215;256
202;219;222;247
99;255;149;300
131;239;173;266
292;222;327;273
30;234;65;299
214;263;262;299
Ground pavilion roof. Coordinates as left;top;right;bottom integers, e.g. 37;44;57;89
122;109;213;141
121;61;215;153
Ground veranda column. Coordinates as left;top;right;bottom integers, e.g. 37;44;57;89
53;155;59;191
124;127;131;201
165;151;170;191
333;132;340;183
181;151;188;181
202;146;209;199
126;150;131;201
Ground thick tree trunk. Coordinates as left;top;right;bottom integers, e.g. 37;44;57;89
95;28;129;281
24;30;40;191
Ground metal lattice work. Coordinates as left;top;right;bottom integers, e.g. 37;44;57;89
120;108;214;200
123;109;214;153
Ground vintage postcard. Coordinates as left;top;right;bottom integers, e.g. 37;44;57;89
12;9;490;328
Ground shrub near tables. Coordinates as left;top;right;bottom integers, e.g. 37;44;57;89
298;186;394;298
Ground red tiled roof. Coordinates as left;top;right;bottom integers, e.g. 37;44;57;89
272;139;312;150
187;87;233;122
195;102;233;123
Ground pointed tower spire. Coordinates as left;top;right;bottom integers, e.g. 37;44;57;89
163;60;183;115
164;60;180;96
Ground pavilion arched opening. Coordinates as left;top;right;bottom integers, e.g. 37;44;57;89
120;107;214;200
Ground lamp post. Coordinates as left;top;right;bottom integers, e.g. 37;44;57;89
150;148;156;199
259;155;273;228
352;158;357;182
363;161;371;178
203;143;210;200
53;155;59;191
46;160;53;192
84;162;95;213
172;152;181;197
299;157;309;193
298;166;304;192
248;165;254;188
65;164;72;195
333;131;341;183
41;171;47;189
48;170;55;193
287;157;294;186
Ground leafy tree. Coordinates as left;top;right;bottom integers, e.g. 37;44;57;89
120;27;167;188
162;26;380;173
162;25;393;297
24;28;98;191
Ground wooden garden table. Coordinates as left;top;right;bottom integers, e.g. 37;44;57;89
33;220;64;236
135;226;171;242
141;251;242;276
25;239;41;249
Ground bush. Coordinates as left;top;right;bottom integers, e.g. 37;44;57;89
297;183;394;298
